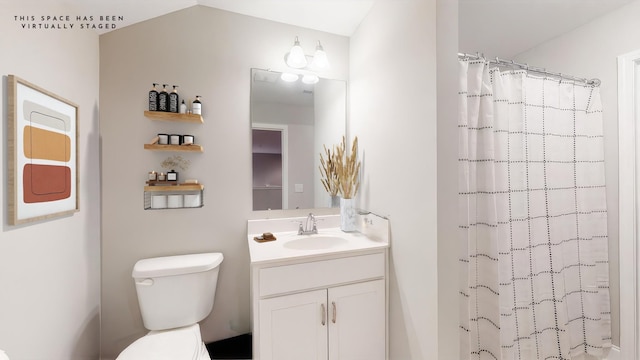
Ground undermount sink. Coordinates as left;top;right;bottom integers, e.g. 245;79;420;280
283;236;349;250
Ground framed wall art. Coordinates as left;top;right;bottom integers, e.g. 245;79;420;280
8;75;79;225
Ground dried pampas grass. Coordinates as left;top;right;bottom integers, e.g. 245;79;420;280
319;136;361;199
319;144;339;196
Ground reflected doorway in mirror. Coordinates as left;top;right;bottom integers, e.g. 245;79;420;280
251;126;287;211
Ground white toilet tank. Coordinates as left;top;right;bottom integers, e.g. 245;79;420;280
132;252;224;331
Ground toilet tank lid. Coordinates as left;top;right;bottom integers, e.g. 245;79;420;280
132;253;223;278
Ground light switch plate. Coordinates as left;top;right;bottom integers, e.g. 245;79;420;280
294;184;303;193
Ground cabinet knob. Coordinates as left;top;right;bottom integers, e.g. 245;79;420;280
321;303;326;326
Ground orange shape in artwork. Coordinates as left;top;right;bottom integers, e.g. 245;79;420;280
23;125;71;162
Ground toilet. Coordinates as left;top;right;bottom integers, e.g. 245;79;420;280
117;252;224;360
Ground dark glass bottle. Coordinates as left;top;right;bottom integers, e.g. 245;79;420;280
158;84;169;112
169;85;180;113
192;95;202;115
148;83;159;111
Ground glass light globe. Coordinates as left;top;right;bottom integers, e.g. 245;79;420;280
302;74;319;84
280;73;299;82
311;41;330;70
286;37;308;69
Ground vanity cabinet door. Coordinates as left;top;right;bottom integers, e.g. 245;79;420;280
259;289;328;360
328;279;385;360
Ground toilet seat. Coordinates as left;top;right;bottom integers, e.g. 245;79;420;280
117;324;210;360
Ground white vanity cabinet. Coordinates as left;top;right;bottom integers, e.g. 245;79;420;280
252;251;387;360
258;279;385;360
248;214;390;360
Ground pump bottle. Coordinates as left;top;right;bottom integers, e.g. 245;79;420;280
148;83;159;111
192;95;202;115
158;84;169;112
169;85;180;113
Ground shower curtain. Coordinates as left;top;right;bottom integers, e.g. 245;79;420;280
458;58;611;360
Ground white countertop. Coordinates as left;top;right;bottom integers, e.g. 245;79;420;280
247;214;390;265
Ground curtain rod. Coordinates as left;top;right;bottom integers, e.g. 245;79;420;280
458;52;601;87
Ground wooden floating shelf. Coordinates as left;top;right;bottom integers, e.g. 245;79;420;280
144;110;204;124
144;144;204;152
144;184;205;209
144;184;204;192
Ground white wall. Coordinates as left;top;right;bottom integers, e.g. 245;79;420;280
437;0;460;358
99;6;349;358
511;1;640;346
0;2;101;359
349;0;438;358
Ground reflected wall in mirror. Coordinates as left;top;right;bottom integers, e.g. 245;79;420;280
251;68;346;211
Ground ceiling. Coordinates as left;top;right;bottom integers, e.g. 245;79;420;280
459;0;637;58
38;0;375;36
16;0;637;60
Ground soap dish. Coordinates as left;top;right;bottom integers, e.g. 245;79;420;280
254;232;277;243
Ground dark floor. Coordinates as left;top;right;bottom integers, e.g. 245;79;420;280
206;333;252;359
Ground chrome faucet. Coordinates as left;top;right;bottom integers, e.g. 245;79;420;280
298;213;318;235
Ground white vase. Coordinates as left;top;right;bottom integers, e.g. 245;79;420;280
340;198;357;232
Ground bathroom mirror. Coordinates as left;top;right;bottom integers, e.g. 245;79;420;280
251;68;346;211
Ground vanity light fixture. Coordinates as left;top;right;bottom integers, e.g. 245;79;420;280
283;36;329;84
284;36;330;71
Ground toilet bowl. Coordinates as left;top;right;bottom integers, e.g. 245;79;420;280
117;324;209;360
116;252;223;360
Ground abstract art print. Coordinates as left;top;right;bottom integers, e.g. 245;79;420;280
8;75;79;225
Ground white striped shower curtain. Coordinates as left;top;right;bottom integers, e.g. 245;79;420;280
458;59;611;360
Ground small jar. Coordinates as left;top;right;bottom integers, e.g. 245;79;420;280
157;134;169;145
157;172;166;181
148;171;157;181
167;170;178;181
169;134;182;145
182;135;194;145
